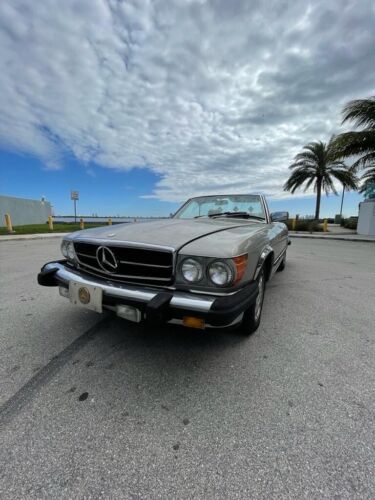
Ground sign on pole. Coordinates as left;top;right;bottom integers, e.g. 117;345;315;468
71;190;79;222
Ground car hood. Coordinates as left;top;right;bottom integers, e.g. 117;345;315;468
70;218;264;250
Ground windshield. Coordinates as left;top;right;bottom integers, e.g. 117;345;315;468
174;195;266;220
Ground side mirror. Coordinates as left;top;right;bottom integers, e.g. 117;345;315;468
271;211;289;222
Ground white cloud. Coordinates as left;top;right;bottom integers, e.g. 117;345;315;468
0;0;374;201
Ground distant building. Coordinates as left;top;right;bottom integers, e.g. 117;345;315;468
0;195;52;226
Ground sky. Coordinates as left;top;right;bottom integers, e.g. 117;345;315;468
0;0;374;218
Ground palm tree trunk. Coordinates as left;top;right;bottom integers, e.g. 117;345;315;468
340;187;345;218
315;180;322;220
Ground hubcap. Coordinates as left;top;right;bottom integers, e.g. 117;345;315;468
255;273;264;321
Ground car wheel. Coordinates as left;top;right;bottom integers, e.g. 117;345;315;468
238;267;265;335
277;252;286;272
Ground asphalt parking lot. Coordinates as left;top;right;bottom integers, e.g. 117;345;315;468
0;237;374;499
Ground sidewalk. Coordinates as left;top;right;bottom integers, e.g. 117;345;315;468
289;232;375;242
0;232;66;242
325;224;356;235
288;222;375;242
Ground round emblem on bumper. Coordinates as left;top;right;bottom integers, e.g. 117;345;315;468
78;286;91;304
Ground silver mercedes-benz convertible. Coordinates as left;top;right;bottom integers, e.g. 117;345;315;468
38;194;289;334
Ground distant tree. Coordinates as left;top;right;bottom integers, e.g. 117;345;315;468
284;139;358;220
331;96;375;191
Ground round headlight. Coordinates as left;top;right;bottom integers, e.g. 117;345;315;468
67;241;76;261
208;261;233;286
181;258;203;283
61;240;69;258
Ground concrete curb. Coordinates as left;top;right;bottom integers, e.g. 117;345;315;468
0;233;66;242
289;234;375;243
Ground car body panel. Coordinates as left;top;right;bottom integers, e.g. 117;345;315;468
67;217;288;288
68;218;264;252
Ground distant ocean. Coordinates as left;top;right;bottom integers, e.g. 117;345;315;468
53;216;168;224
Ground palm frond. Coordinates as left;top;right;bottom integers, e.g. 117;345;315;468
361;167;375;181
283;168;312;193
359;169;375;192
330;131;375;167
342;97;375;128
330;168;359;191
351;152;375;170
294;151;319;163
304;176;316;192
360;167;375;194
322;174;337;195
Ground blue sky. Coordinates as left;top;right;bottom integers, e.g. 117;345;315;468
0;149;362;218
0;0;372;219
0;150;176;217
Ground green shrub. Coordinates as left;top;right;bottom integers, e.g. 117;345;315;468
342;218;358;230
0;222;106;235
286;219;323;232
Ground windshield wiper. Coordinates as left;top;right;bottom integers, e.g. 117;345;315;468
211;211;265;220
194;212;235;218
195;211;265;220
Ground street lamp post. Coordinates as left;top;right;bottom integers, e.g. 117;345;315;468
71;191;79;223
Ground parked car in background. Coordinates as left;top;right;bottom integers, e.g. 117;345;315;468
38;194;289;334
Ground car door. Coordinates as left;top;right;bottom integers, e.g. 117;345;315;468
268;221;288;262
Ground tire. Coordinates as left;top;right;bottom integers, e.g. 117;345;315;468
238;267;266;335
277;252;286;272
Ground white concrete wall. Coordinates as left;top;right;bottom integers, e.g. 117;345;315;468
0;195;52;226
357;199;375;236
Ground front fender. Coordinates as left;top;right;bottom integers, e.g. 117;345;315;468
254;245;273;280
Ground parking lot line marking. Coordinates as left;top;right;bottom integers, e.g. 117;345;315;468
0;316;112;427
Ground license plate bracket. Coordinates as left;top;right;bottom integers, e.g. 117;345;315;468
69;281;103;313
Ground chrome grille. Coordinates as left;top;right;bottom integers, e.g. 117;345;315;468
73;241;174;283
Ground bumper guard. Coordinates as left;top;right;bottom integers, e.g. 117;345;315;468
38;261;258;327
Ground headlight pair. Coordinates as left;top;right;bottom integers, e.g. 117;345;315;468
180;258;235;287
61;240;76;261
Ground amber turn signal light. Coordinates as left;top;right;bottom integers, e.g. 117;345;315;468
182;316;205;329
233;254;248;283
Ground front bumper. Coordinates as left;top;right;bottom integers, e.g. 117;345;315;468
38;261;258;328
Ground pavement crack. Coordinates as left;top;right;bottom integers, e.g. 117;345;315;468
0;316;112;427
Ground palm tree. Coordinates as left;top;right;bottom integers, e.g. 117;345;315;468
284;139;358;220
331;96;375;171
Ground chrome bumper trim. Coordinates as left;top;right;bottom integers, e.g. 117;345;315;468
43;262;215;313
